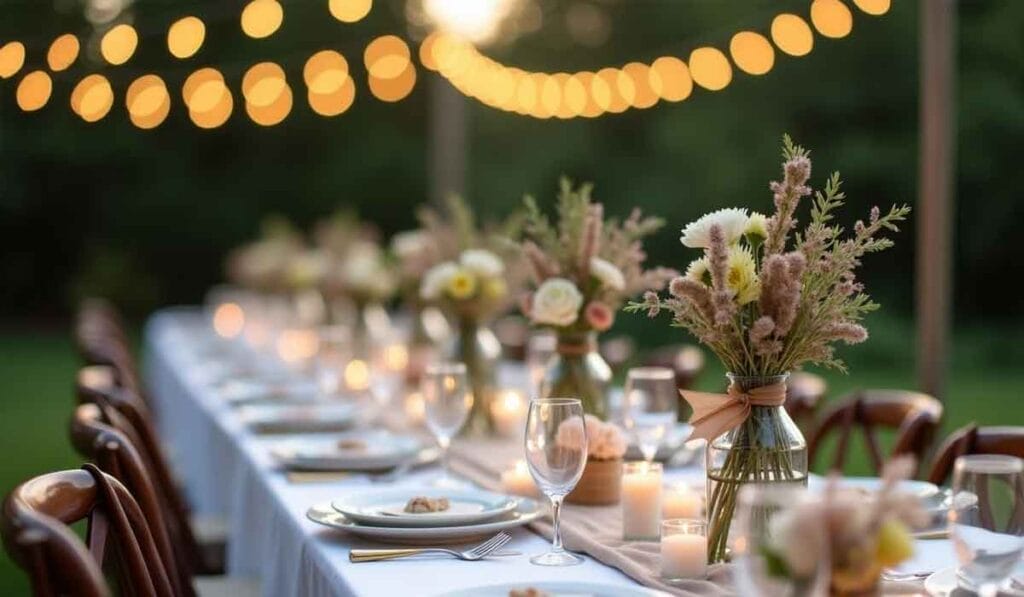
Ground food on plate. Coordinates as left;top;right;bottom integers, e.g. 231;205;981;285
403;496;450;513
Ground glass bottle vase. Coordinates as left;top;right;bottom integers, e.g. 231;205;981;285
447;316;501;435
540;332;612;419
705;372;807;564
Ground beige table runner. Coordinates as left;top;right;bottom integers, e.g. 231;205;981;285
450;439;735;597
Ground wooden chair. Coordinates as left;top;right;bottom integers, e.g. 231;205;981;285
75;299;143;398
76;365;225;575
808;389;943;476
785;372;828;436
927;425;1024;485
1;466;175;597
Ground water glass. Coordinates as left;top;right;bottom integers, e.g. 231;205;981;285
950;455;1024;596
421;362;471;488
623;367;678;462
732;484;830;597
526;332;557;395
524;397;588;566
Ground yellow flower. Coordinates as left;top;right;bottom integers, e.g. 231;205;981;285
726;246;760;305
685;257;711;286
446;268;477;299
746;212;769;240
875;518;914;567
482;277;507;300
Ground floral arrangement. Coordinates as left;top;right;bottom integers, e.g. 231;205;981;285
762;458;927;593
627;136;911;563
314;212;396;306
520;178;675;335
390;229;441;307
556;414;628;461
226;216;306;293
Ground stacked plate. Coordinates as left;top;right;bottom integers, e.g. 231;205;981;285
237;402;357;433
307;487;542;545
218;377;320;406
270;431;424;471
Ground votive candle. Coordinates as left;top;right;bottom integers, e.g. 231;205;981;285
622;461;663;540
490;389;527;437
661;519;707;580
662;484;702;520
500;460;539;497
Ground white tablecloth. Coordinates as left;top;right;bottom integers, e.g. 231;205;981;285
144;308;959;597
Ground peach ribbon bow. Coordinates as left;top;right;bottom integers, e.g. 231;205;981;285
681;382;788;442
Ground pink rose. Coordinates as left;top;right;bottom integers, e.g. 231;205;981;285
584;301;614;331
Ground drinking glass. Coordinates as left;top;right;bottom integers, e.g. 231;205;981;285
526;332;557;395
732;484;830;597
421;362;472;488
623;367;678;462
369;334;408;411
314;325;351;398
524;397;588;566
950;455;1024;597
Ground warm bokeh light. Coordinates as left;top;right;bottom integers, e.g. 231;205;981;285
72;74;114;122
852;0;890;16
126;74;169;119
422;0;513;44
183;68;228;113
0;42;25;79
304;50;349;94
689;47;732;91
514;73;537;115
190;88;233;129
538;74;560;116
404;391;425;425
596;68;629;114
649;56;692;103
344;359;370;392
168;16;205;59
100;24;138;65
329;0;372;23
558;73;586;118
589;70;611;113
622;62;657;109
729;31;775;76
574;72;603;117
771;13;814;57
811;0;853;39
243;62;287;107
368;63;416;102
276;328;320;364
47;35;80;72
364;35;411;79
130;97;170;129
16;71;52;112
307;77;356;116
382;343;409;372
241;0;284;39
246;84;293;125
419;32;441;70
212;303;245;338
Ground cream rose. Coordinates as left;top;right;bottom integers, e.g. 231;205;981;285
530;278;583;327
589;257;625;291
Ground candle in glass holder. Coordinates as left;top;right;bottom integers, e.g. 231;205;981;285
622;461;663;540
490;389;527;437
662;484;702;520
501;460;538;497
661;519;707;580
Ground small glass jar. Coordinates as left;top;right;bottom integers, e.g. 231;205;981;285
661;519;708;581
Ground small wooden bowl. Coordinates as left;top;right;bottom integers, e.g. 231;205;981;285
567;458;622;505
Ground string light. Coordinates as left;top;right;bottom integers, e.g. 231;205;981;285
729;31;775;76
771;14;814;57
47;35;80;72
811;0;853;39
246;84;293;125
364;35;411;79
0;42;26;79
100;24;139;65
183;68;228;113
240;0;283;39
72;74;114;122
242;62;287;107
16;71;52;112
190;89;233;128
368;63;416;102
649;56;692;103
304;50;349;94
308;77;355;116
688;47;732;91
622;62;657;109
126;75;170;129
168;16;205;59
328;0;372;23
852;0;890;16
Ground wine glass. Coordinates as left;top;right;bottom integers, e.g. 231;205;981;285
950;455;1024;596
733;484;830;597
526;332;556;395
623;367;678;463
524;397;588;566
421;362;472;489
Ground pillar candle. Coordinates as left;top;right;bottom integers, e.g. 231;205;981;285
622;461;663;540
661;533;708;579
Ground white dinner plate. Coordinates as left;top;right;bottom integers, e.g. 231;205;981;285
237;402;357;434
433;581;673;597
219;378;319;406
269;431;423;471
924;566;1024;596
307;498;542;544
809;476;941;500
332;488;519;528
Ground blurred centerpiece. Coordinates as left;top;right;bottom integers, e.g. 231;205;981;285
629;136;911;563
520;178;674;419
391;228;451;383
418;195;523;434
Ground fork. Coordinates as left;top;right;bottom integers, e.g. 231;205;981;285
349;532;512;562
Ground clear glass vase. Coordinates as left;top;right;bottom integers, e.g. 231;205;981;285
540;332;612;419
447;316;501;435
406;305;450;384
705;373;807;564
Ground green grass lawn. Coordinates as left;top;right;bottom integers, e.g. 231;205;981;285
0;320;1021;593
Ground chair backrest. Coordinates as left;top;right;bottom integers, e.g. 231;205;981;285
927;424;1024;485
808;389;943;476
784;372;828;435
1;466;175;597
76;365;209;576
75;299;142;396
70;403;195;597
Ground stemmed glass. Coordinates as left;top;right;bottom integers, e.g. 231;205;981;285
950;455;1024;596
524;397;588;566
421;362;472;489
623;367;678;463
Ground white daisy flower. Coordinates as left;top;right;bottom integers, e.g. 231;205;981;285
679;208;750;248
459;249;505;278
